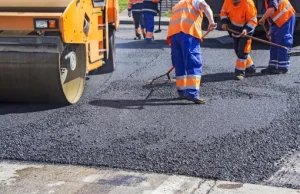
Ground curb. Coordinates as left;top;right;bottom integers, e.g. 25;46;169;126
120;20;170;25
119;18;170;26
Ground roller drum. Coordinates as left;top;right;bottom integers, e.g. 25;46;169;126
0;40;86;104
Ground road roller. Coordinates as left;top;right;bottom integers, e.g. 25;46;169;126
0;0;119;104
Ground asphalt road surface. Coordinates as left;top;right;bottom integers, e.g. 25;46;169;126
1;25;300;189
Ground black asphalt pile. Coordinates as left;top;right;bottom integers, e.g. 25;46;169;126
1;30;300;189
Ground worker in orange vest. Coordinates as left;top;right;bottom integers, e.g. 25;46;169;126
128;0;146;40
220;0;258;80
259;0;296;74
167;0;217;104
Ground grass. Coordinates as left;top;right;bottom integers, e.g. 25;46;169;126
119;0;128;12
163;10;172;17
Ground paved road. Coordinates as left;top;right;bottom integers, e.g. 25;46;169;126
1;25;300;189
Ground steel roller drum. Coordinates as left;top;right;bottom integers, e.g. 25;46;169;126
0;43;86;104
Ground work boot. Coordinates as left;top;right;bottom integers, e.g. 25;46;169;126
245;65;256;74
261;67;276;74
186;97;206;104
145;38;153;43
134;34;142;40
175;96;186;100
272;69;290;74
235;75;245;80
235;69;245;80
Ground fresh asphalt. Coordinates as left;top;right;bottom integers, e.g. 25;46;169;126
1;25;300;189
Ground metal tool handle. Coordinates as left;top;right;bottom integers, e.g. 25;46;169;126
227;28;289;50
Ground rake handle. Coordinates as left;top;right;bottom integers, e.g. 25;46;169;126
158;30;212;81
200;30;211;42
167;30;211;75
227;28;289;50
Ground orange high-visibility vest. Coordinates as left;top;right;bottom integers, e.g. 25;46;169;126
220;0;257;29
264;0;295;27
128;0;143;11
166;0;203;45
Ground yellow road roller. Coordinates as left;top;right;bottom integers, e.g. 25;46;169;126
0;0;119;104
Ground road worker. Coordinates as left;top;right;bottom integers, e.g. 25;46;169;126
143;0;160;42
259;0;296;74
220;0;257;80
128;0;146;40
167;0;217;104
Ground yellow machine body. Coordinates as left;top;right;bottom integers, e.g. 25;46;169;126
0;0;119;104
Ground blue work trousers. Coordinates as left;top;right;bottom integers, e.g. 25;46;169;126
143;12;155;40
170;32;202;99
269;15;296;70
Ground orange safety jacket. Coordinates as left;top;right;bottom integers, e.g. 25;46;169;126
166;0;203;45
220;0;257;33
264;0;295;27
128;0;143;12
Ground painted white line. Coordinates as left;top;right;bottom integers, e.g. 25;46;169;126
148;175;201;194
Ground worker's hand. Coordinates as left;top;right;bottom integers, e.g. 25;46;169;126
259;18;266;26
221;24;228;31
240;29;247;36
128;11;132;17
208;23;217;31
266;30;271;41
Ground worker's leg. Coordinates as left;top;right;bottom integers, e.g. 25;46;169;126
233;37;239;56
143;12;155;41
171;33;186;98
143;12;148;32
180;33;202;101
235;37;249;80
244;39;256;75
276;15;296;73
132;12;142;40
139;13;146;39
261;25;279;73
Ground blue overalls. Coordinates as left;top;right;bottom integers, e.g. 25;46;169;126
170;32;202;99
269;15;296;71
142;0;159;41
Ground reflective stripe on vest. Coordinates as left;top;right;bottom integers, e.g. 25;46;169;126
264;0;295;27
167;0;203;45
169;18;202;32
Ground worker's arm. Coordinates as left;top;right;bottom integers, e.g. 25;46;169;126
220;1;229;30
199;1;217;31
259;0;278;25
242;3;258;35
127;0;133;17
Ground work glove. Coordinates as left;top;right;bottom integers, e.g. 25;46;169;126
128;10;132;17
208;23;217;31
